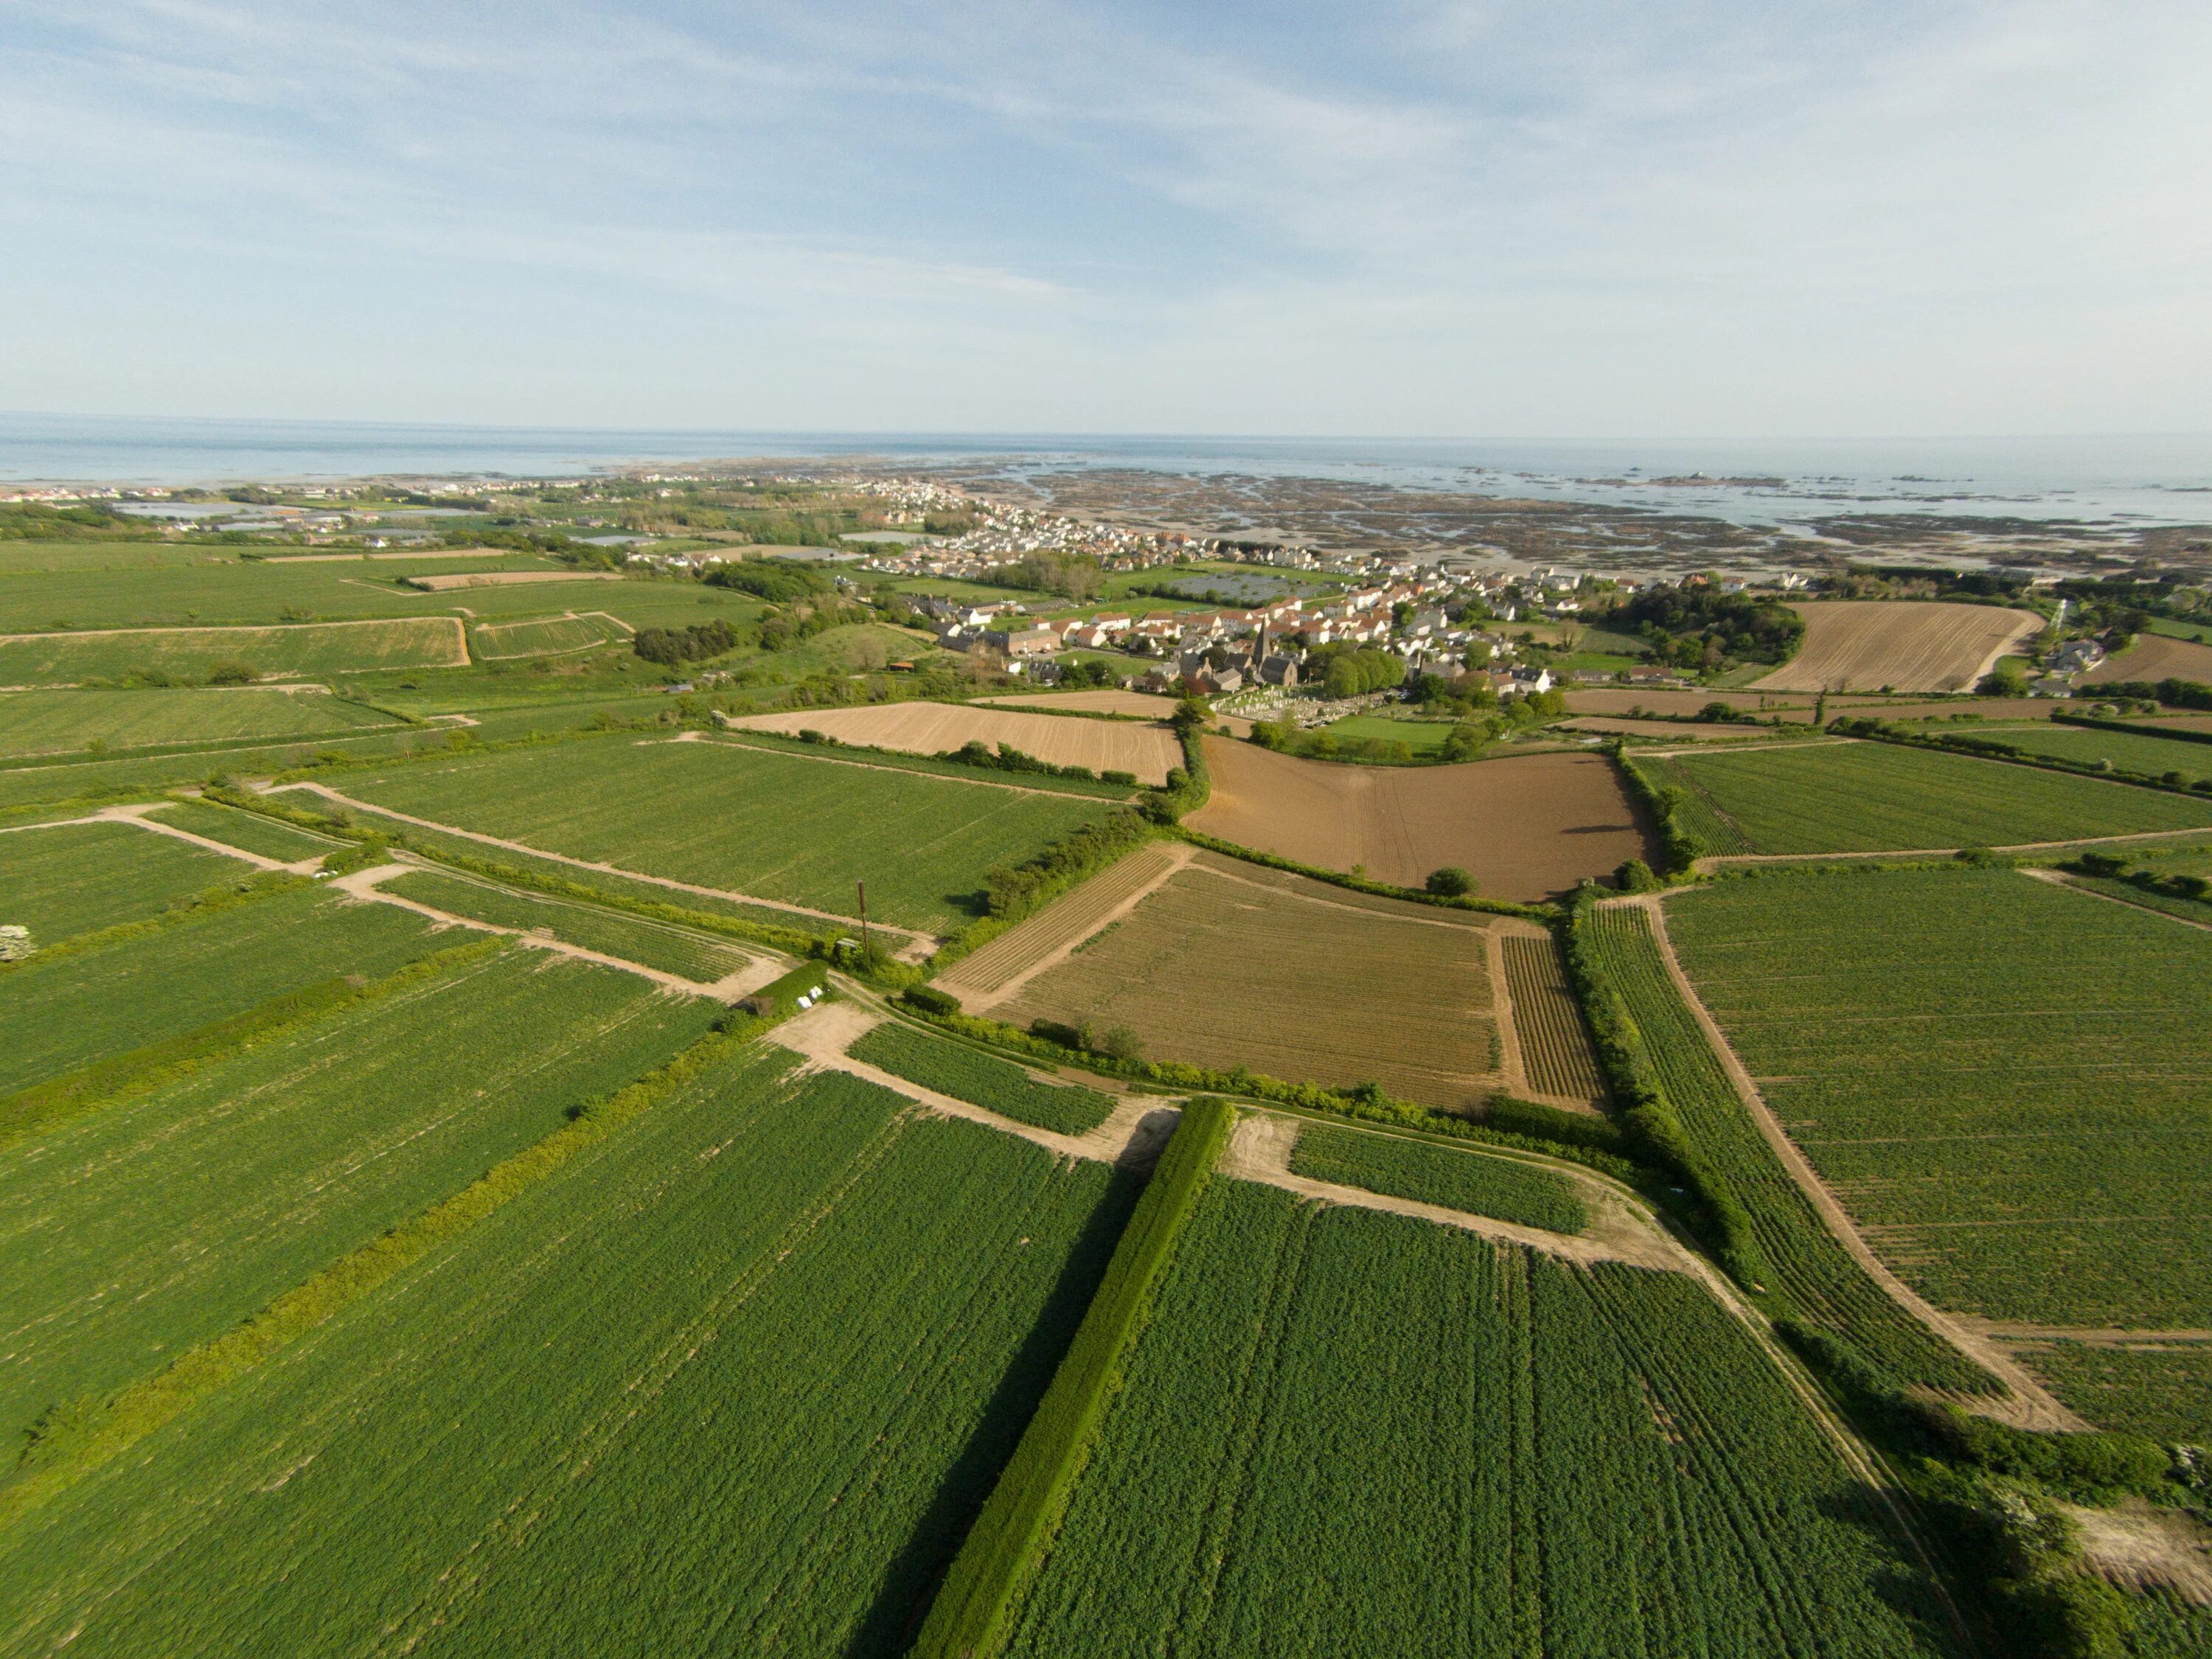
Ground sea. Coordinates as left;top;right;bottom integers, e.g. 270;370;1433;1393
2;413;2208;533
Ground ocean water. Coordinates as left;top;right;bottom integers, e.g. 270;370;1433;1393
2;413;2207;531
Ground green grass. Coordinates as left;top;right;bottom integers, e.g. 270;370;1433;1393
0;687;394;758
1973;721;2212;780
2146;616;2212;646
849;1020;1116;1133
336;733;1119;931
0;947;717;1450
1318;712;1458;754
1578;902;1991;1391
0;618;467;684
381;867;767;983
1286;1121;1587;1232
1666;869;2212;1335
0;726;455;811
2017;1343;2212;1444
0;883;446;1098
999;1179;1961;1658
0;1057;1139;1658
1665;740;2212;854
145;798;345;862
0;819;248;946
469;613;625;659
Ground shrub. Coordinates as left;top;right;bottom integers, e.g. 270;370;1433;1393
1425;866;1475;897
902;985;961;1018
204;660;257;686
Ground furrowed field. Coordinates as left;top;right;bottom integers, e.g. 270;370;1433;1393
1579;904;1992;1392
1286;1122;1587;1232
1499;933;1607;1103
331;734;1121;932
0;819;251;945
0;947;716;1450
0;1054;1138;1659
847;1019;1116;1134
1653;740;2212;854
1665;868;2212;1425
0;686;396;759
0;618;468;684
1001;1178;1961;1658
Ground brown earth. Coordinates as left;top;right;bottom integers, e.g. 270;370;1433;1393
1498;933;1606;1104
726;700;1181;785
973;689;1182;717
937;840;1192;1008
2083;630;2212;686
1188;736;1658;902
1753;600;2042;693
400;571;627;591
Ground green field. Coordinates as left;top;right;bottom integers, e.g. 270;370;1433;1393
382;867;768;982
0;819;248;946
1666;869;2212;1341
0;618;467;684
0;726;459;813
0;1054;1136;1658
144;798;345;862
1975;721;2212;779
1287;1121;1587;1233
469;613;626;659
1659;740;2212;854
1317;712;1458;754
2017;1343;2212;1444
0;947;716;1449
0;883;445;1099
1630;754;1755;854
0;686;395;758
335;734;1120;931
847;1019;1116;1133
1579;903;1991;1391
1001;1178;1960;1657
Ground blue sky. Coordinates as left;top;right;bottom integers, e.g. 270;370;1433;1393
3;0;2208;436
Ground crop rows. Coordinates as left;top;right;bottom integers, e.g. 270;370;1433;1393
0;1059;1136;1658
0;686;392;759
1632;754;1754;855
383;867;765;984
848;1018;1116;1134
0;818;246;947
1579;903;1990;1391
469;613;623;659
1982;720;2212;779
0;945;717;1450
1499;933;1607;1100
1001;1179;1961;1658
1663;741;2212;855
0;617;467;685
934;838;1181;1001
2016;1342;2212;1446
1287;1121;1587;1234
146;799;342;862
1666;868;2212;1335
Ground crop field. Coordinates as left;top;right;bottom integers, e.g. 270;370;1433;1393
330;734;1121;933
1286;1122;1587;1232
0;617;469;684
0;686;394;758
0;947;716;1450
1580;904;1991;1391
1665;869;2212;1340
1001;1178;1960;1658
847;1018;1116;1133
1001;851;1500;1109
379;867;769;982
1630;754;1757;854
2083;629;2212;686
1189;737;1657;901
727;700;1182;785
973;689;1181;717
2014;1342;2212;1444
0;1055;1137;1658
1973;720;2212;779
1565;687;1818;719
403;571;626;592
0;883;445;1099
144;798;344;862
468;611;628;658
1752;600;2040;693
1658;740;2212;854
0;727;445;813
1559;716;1781;743
0;818;246;946
935;839;1183;1006
1499;933;1606;1103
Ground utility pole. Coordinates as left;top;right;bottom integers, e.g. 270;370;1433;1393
856;879;870;961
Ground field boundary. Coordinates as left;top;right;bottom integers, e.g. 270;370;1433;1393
939;840;1192;1010
2021;866;2212;933
1632;892;2087;1430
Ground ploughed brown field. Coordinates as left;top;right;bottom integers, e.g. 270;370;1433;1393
999;850;1502;1109
400;571;626;591
1187;737;1657;902
725;700;1180;785
1753;599;2041;693
2083;631;2212;686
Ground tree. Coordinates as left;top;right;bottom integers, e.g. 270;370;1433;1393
1425;866;1475;897
1096;1026;1146;1060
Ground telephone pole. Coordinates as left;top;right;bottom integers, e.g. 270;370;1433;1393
856;879;871;960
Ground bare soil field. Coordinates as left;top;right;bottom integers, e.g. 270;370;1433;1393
2084;631;2212;686
728;700;1180;784
937;839;1190;1007
999;850;1503;1109
1753;600;2042;693
1188;737;1657;901
1561;717;1785;743
973;689;1180;718
1848;697;2060;722
400;571;627;591
1499;933;1607;1104
1565;687;1817;720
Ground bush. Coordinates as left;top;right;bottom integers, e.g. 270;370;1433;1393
204;660;257;686
633;618;736;666
1613;857;1663;893
1425;866;1475;897
902;985;961;1018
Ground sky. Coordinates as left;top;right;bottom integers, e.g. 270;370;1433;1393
3;0;2210;438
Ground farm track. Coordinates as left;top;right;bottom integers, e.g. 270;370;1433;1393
937;839;1192;1009
1630;892;2089;1431
260;779;936;956
2023;866;2212;933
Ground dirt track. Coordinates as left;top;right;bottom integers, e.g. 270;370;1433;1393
726;701;1180;784
1753;600;2042;694
1188;737;1657;901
